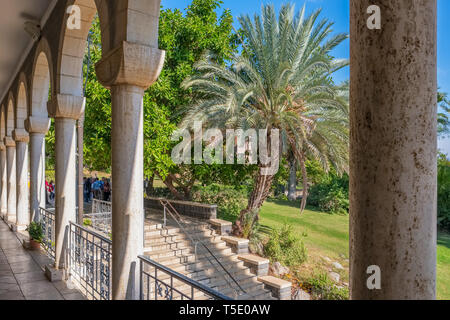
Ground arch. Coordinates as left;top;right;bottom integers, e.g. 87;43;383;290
6;93;15;137
31;38;53;118
0;106;5;140
16;74;29;130
57;0;109;96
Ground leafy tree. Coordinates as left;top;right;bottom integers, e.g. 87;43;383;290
144;0;240;197
83;17;112;171
438;153;450;231
181;4;349;231
81;0;239;183
438;91;450;137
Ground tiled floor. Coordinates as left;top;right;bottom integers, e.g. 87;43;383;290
0;218;85;300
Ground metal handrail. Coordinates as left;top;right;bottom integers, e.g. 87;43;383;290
69;221;112;244
160;200;246;297
39;207;55;260
67;221;112;300
138;255;231;300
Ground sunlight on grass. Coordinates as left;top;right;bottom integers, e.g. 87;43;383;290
260;199;450;300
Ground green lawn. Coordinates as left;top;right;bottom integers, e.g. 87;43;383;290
260;199;450;300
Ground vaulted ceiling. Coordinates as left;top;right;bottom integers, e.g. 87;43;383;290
0;0;56;102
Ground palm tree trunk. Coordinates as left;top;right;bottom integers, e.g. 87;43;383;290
299;155;308;213
287;158;297;201
234;166;274;236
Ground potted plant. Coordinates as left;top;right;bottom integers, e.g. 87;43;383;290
26;222;44;250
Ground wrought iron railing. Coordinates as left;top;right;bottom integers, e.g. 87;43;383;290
91;199;111;215
83;199;112;236
160;200;246;298
138;255;231;300
39;207;55;260
83;212;112;235
67;222;112;300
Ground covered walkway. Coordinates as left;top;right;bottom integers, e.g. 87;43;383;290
0;219;84;300
0;0;439;300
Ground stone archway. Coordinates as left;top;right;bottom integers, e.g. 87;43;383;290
14;79;30;229
0;106;7;219
5;95;16;224
27;39;52;224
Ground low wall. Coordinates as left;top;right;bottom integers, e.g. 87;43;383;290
144;197;217;220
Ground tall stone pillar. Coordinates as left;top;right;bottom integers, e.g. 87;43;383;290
13;129;30;230
350;1;437;299
96;41;164;300
47;94;84;269
0;142;7;219
4;137;16;225
25;116;50;222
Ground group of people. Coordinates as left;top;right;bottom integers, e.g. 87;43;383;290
45;180;55;205
83;177;111;203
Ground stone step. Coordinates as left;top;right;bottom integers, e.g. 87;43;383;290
144;233;223;246
164;257;247;276
150;261;251;286
148;246;233;263
151;271;256;299
144;238;227;253
145;227;216;238
145;247;192;259
141;217;278;300
154;250;240;267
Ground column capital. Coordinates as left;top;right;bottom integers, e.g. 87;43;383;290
4;136;15;148
47;94;85;120
13;129;30;143
25;116;51;135
95;41;165;89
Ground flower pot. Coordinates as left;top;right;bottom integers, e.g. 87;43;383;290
29;239;41;250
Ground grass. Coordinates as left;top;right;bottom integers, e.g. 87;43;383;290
260;199;450;300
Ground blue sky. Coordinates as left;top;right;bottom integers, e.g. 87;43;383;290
162;0;450;155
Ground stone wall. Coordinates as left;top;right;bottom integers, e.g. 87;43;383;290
144;197;217;220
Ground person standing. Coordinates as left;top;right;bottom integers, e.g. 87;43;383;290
103;179;111;201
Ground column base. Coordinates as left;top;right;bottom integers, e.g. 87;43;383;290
9;222;17;232
45;264;64;282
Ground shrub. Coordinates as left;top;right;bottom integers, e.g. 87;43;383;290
308;173;349;214
303;273;349;300
438;154;450;231
241;209;264;255
83;218;93;227
264;224;307;267
26;222;44;243
192;184;248;221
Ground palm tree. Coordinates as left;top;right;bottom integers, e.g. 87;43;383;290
180;3;349;230
438;91;450;137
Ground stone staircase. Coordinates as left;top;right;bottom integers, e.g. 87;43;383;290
143;216;279;300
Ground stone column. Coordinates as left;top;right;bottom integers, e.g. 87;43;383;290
350;1;437;299
96;41;165;300
25;116;50;222
0;142;6;219
47;94;85;269
13;129;30;230
4;137;16;225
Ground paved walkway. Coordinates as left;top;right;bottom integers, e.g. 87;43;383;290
0;219;85;300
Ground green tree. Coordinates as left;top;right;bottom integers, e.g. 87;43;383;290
181;4;349;230
83;17;112;171
438;91;450;137
81;0;239;182
143;0;240;198
438;153;450;231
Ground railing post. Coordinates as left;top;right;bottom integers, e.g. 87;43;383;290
163;204;166;228
139;259;143;300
